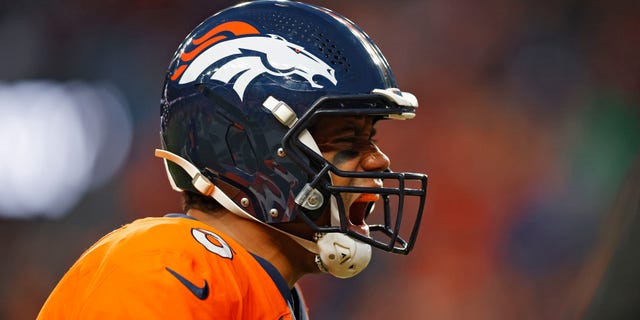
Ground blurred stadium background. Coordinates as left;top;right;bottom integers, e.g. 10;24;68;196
1;0;639;319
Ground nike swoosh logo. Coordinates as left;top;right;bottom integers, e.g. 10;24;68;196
165;267;209;300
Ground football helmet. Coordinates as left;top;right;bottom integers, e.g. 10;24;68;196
156;0;427;278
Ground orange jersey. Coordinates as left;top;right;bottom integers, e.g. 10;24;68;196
38;215;308;319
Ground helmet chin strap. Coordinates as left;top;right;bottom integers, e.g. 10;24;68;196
155;149;371;278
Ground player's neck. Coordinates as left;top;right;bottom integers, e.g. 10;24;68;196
186;208;317;288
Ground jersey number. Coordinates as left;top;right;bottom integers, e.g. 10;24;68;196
191;228;233;259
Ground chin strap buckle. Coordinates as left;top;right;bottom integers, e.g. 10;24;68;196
263;96;298;128
155;149;215;196
192;172;214;196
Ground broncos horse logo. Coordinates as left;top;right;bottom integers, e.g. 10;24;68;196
171;21;337;101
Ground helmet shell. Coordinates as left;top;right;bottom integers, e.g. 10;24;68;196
160;0;399;223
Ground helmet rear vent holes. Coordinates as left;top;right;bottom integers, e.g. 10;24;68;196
161;104;170;131
240;198;250;208
269;208;279;218
313;33;349;72
277;148;286;158
259;13;315;38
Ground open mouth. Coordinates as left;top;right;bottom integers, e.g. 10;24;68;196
347;194;379;236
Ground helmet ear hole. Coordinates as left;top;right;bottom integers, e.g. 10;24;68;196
301;197;328;221
299;174;332;221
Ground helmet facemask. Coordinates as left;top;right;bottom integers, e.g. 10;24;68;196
282;93;428;256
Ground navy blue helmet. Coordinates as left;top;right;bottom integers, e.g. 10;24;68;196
157;0;427;269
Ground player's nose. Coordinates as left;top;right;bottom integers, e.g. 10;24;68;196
361;146;390;172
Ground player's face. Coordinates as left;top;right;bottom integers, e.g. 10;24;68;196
312;115;390;236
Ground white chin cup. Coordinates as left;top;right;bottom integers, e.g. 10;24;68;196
315;232;372;279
